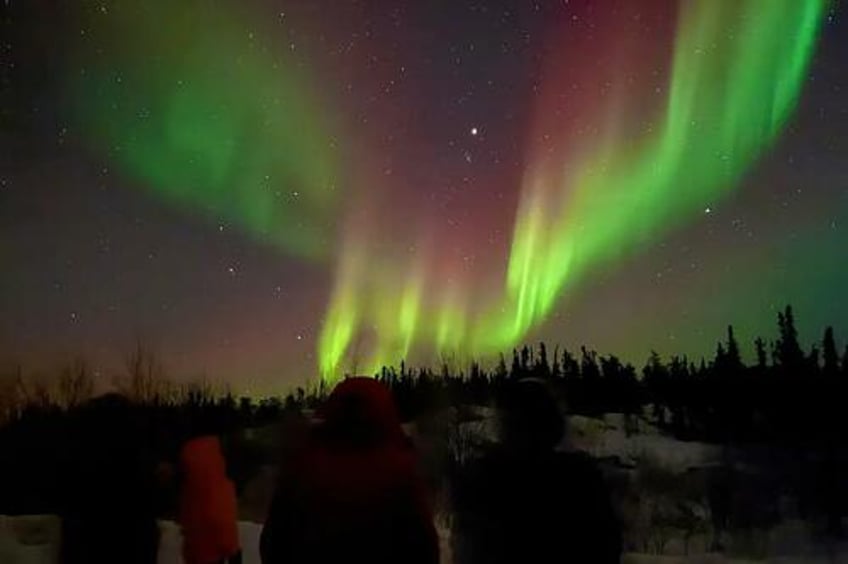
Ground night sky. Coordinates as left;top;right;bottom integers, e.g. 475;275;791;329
2;1;846;394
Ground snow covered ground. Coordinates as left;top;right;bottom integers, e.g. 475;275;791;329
566;413;721;468
2;515;847;563
0;516;266;564
156;520;262;564
2;411;846;563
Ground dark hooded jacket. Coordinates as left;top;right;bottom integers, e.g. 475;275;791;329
60;394;160;564
260;377;439;564
451;379;621;564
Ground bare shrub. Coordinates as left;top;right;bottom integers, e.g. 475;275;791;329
0;365;24;424
118;341;170;404
57;357;95;409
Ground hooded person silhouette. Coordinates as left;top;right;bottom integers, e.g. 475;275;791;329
59;394;160;564
451;378;621;564
178;435;241;564
260;377;439;564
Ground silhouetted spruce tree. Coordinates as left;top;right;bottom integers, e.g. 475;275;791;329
668;355;691;435
536;342;551;379
599;355;620;411
807;346;820;372
776;305;804;373
550;346;562;380
823;327;839;377
284;393;298;411
238;397;254;419
599;355;622;380
643;351;668;426
725;326;742;369
495;353;509;382
842;346;848;376
520;345;531;373
468;362;487;404
754;337;768;370
561;348;579;380
620;362;640;413
511;349;521;379
600;354;636;413
580;347;601;412
580;347;600;380
699;358;707;373
668;356;689;380
711;326;749;440
714;342;727;371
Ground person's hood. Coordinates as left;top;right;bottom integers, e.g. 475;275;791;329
179;435;228;481
318;377;405;445
499;378;564;451
177;435;240;563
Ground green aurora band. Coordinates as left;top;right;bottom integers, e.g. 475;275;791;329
69;1;339;260
318;0;826;380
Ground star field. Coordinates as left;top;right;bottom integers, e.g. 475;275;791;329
1;1;846;393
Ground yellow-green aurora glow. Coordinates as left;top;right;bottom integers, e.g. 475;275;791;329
63;0;826;382
69;2;339;261
318;0;825;380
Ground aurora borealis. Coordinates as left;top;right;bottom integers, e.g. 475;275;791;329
2;1;846;392
318;0;826;378
68;2;340;261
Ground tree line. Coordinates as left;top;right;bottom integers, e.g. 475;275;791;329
2;304;847;446
378;305;848;444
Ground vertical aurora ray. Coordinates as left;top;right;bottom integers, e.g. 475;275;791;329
499;0;826;344
318;0;825;380
68;1;340;260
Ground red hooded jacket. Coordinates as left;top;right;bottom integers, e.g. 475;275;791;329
178;436;240;564
260;377;439;564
